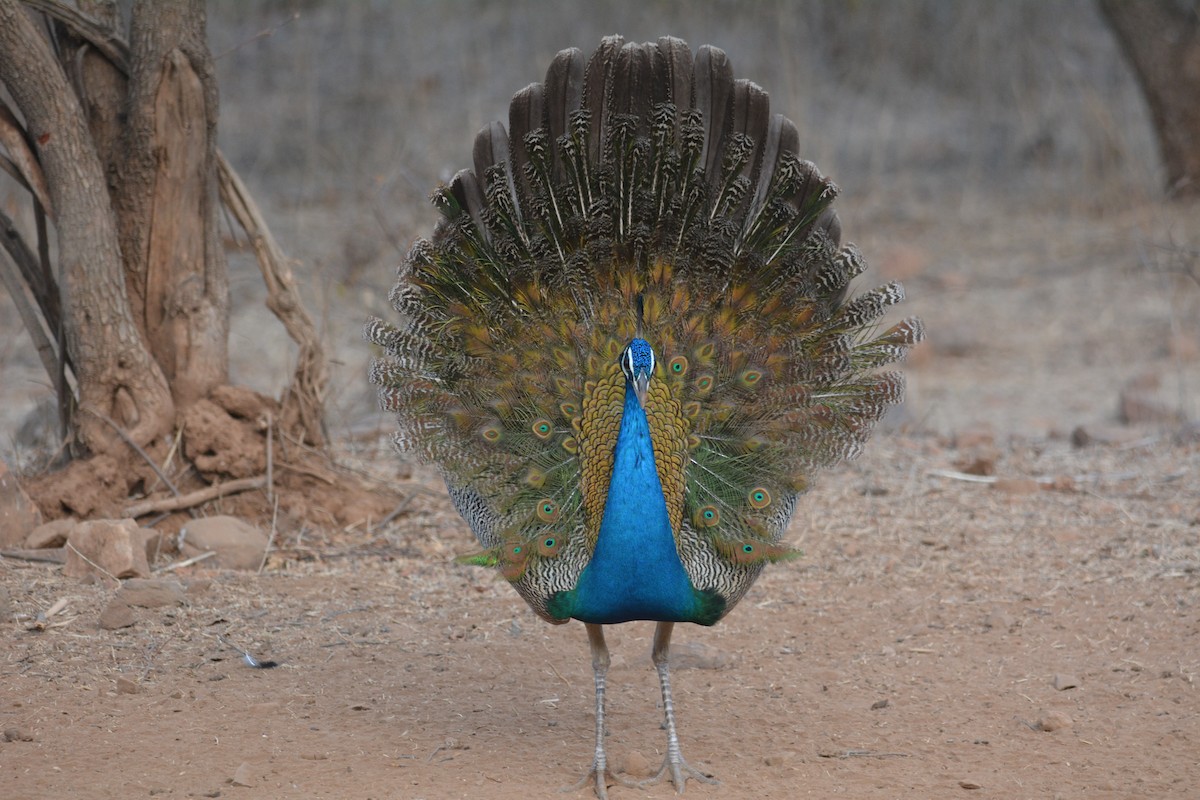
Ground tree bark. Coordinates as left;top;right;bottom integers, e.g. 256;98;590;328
1100;0;1200;199
117;0;230;409
0;0;174;453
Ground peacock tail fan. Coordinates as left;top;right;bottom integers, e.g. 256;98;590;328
366;36;924;623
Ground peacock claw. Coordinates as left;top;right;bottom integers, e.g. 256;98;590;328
636;754;719;793
561;761;640;799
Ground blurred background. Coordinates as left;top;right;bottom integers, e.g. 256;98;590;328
3;0;1195;459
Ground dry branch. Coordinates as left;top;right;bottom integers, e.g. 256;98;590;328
216;152;328;446
123;475;266;518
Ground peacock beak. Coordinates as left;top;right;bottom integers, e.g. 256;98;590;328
633;372;650;408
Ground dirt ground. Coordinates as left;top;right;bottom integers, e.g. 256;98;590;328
2;190;1199;800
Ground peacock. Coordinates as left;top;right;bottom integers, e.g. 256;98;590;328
366;35;923;797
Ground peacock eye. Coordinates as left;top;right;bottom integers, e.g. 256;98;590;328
694;505;720;527
536;498;560;522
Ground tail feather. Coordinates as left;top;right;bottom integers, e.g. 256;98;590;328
366;36;924;622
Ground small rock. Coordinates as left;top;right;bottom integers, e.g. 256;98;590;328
98;600;136;630
617;750;653;779
3;727;34;742
64;519;151;580
179;516;269;571
1037;710;1073;732
115;676;140;694
668;641;737;670
870;698;889;710
992;478;1040;495
230;762;255;788
1069;425;1092;448
956;448;998;477
959;780;982;790
984;610;1015;630
0;460;43;549
24;518;76;549
1052;673;1080;691
115;578;187;608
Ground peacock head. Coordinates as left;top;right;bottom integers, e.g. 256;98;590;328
620;337;656;408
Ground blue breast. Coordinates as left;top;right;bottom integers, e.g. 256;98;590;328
549;382;720;624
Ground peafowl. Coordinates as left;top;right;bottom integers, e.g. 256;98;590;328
366;35;923;798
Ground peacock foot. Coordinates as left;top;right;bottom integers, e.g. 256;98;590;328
635;752;719;793
562;759;640;799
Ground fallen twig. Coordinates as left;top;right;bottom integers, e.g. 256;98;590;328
0;547;67;564
64;541;119;585
259;495;280;574
123;475;266;518
156;550;216;573
818;750;910;759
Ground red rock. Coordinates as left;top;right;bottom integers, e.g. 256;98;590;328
98;600;136;630
25;518;76;549
64;519;151;580
115;578;187;608
179;516;268;570
1037;710;1073;732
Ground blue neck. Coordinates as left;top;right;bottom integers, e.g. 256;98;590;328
549;381;710;624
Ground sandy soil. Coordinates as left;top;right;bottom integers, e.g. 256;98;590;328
2;192;1199;799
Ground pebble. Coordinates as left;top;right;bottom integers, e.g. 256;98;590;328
1037;710;1073;732
3;727;34;742
959;780;982;790
231;762;255;787
1052;673;1080;691
116;578;187;608
115;676;140;694
870;698;889;710
98;600;136;630
984;610;1015;630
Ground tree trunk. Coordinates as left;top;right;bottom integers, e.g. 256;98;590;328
1;0;328;479
118;0;230;410
0;0;175;453
1100;0;1200;199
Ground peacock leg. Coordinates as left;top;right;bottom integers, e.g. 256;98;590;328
638;621;719;792
563;623;638;798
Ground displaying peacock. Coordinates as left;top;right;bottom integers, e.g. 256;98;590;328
366;35;923;798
